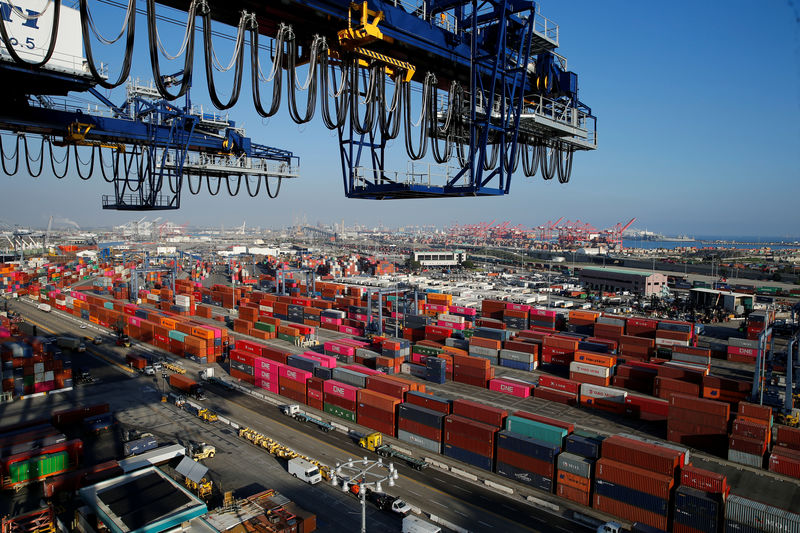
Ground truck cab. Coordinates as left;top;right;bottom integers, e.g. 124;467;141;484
596;523;622;533
282;404;302;416
287;457;322;484
358;432;383;452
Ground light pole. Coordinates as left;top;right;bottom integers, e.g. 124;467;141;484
331;457;399;533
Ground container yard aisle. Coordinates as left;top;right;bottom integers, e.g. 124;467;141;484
4;300;594;533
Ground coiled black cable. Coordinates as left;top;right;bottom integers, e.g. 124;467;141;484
24;136;45;178
350;61;378;135
49;141;70;179
80;0;136;88
265;176;282;198
244;175;261;197
286;36;319;124
320;54;350;129
75;145;96;180
0;135;20;176
250;26;283;118
225;175;242;195
207;175;222;195
147;0;197;100
202;10;246;110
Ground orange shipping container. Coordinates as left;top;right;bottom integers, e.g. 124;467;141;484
357;389;401;412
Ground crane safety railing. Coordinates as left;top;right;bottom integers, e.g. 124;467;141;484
163;151;299;177
353;161;465;188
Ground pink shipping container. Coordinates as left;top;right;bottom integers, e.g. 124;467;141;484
323;379;359;402
530;308;557;318
489;378;531;398
505;303;530;311
438;320;466;330
449;305;477;316
337;338;370;347
301;352;337;368
255;379;278;394
727;346;757;357
128;316;141;327
237;339;266;355
324;342;355;356
255;368;279;382
254;358;284;372
321;316;342;325
279;366;312;383
338;325;362;335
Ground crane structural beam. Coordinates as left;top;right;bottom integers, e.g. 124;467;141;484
0;0;595;202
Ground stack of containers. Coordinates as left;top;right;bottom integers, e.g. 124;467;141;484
468;336;501;365
770;429;800;480
569;352;616;387
534;375;580;406
529;308;557;329
499;338;538;371
278;366;310;405
728;402;771;468
503;303;530;330
673;465;729;533
619;335;655;362
480;299;506;321
254;357;283;394
331;367;367;389
568;310;600;335
495;430;560;492
626;317;658;339
229;349;257;384
397;401;447;454
579;383;627;413
357;389;399;436
452;354;493;387
323;341;356;363
593;316;625;343
726;338;760;364
541;335;578;367
444;400;506;471
557;433;602;506
306;377;324;410
595;436;682;531
323;380;359;423
655;321;692;348
614;363;658;395
424;357;447;384
667;393;729;456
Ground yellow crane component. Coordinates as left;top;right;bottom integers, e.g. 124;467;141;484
197;409;218;423
238;427;331;474
338;1;386;48
165;362;186;374
185;477;212;499
59;122;125;151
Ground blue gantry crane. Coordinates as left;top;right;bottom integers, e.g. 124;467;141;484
0;0;595;202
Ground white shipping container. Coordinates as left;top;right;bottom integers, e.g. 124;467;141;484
437;313;465;324
580;383;627;403
175;295;191;306
655;337;690;347
569;361;611;378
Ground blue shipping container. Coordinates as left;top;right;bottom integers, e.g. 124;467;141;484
406;391;451;413
499;359;537;371
565;434;602;459
443;443;493;471
398;404;446;429
495;461;553;492
594;479;668;516
496;430;559;462
313;366;333;381
724;522;763;533
287;355;320;373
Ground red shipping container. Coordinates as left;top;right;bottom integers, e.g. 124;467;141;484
496;448;554;477
681;465;728;494
503;339;538;355
737;401;772;421
512;411;574;433
365;375;410;399
593;494;668;531
398;418;441;442
403;393;451;415
534;387;578;406
775;425;800;450
557;483;591;507
729;435;766;456
655;376;700;396
669;393;730;419
230;367;255;384
625;395;669;418
358;413;395;436
543;336;579;351
357;403;396;422
769;447;800;479
537;375;580;394
731;419;770;441
596;458;674;499
444;415;498;442
323;393;357;412
452;399;507;427
444;431;494;458
601;436;681;477
569;372;611;388
307;388;323;402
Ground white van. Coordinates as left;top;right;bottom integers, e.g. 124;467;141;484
402;515;441;533
287;457;322;484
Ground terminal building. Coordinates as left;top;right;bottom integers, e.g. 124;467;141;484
578;266;668;296
689;288;754;314
412;250;465;267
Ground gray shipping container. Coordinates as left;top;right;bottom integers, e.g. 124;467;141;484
469;345;499;358
729;338;760;349
556;452;593;478
445;338;470;350
397;429;441;455
499;349;535;363
355;348;380;360
596;316;625;327
725;494;800;533
671;352;710;365
727;449;763;468
331;368;367;388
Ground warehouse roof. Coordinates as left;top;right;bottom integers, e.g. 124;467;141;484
580;266;661;277
690;287;753;298
79;466;207;533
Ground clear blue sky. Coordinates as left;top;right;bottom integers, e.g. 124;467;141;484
2;0;798;236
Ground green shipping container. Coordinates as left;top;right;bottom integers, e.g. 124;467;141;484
9;451;68;484
462;330;474;339
505;416;567;447
413;345;442;356
278;333;298;343
323;403;356;423
103;302;114;310
254;322;276;333
168;330;187;342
